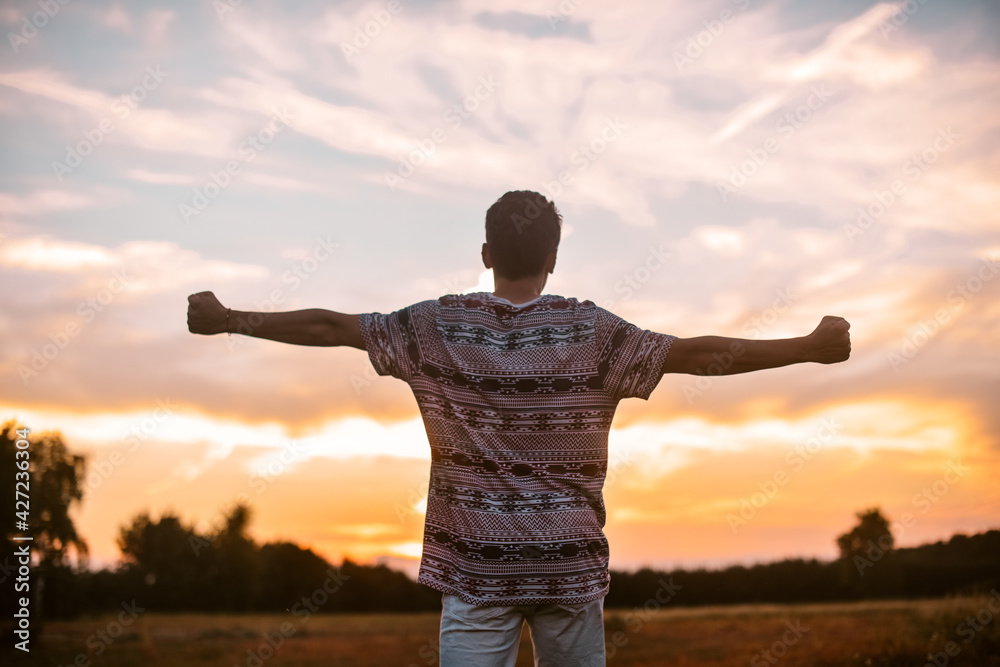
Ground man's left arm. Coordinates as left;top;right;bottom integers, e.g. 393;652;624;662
661;316;850;375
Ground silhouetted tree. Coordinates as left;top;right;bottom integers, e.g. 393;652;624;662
0;420;88;625
118;502;268;611
837;507;894;561
257;541;334;610
1;421;89;561
836;507;901;598
210;503;261;610
118;510;209;609
332;559;441;612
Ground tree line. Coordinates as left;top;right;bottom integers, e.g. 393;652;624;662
607;515;1000;608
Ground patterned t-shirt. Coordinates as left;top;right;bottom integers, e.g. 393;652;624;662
358;292;675;606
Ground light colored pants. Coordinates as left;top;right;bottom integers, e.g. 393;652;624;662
439;592;607;667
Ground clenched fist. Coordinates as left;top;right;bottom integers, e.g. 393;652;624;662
188;291;228;335
805;315;851;364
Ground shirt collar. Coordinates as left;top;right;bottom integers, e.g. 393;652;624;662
484;292;545;308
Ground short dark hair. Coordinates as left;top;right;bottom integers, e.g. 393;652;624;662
484;190;562;281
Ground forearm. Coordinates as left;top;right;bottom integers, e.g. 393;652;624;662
666;335;812;375
227;308;347;346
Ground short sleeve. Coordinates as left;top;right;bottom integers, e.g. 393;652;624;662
597;307;676;401
358;305;424;382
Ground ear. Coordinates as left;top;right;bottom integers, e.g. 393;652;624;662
482;242;493;269
545;247;557;273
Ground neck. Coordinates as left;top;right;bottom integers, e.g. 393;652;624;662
492;272;547;304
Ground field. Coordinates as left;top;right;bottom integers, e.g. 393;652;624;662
17;594;1000;666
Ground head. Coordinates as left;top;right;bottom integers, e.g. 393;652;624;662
483;190;562;281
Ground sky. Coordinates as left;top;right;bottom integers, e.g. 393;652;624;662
1;0;998;577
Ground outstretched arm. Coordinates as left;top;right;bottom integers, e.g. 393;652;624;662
662;316;850;375
187;291;365;350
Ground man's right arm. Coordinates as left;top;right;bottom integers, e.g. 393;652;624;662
187;291;366;350
661;316;850;375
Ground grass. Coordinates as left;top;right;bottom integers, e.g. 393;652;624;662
15;594;1000;666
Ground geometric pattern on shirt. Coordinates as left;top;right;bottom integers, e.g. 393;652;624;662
358;292;675;606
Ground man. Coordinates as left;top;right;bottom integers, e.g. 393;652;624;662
187;190;851;666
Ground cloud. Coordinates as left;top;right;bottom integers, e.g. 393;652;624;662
0;70;109;112
124;168;197;185
102;5;132;32
604;442;991;568
145;9;174;43
0;70;242;159
0;234;267;289
0;236;117;272
0;190;95;220
761;3;931;89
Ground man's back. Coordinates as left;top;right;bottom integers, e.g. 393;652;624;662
359;291;675;606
